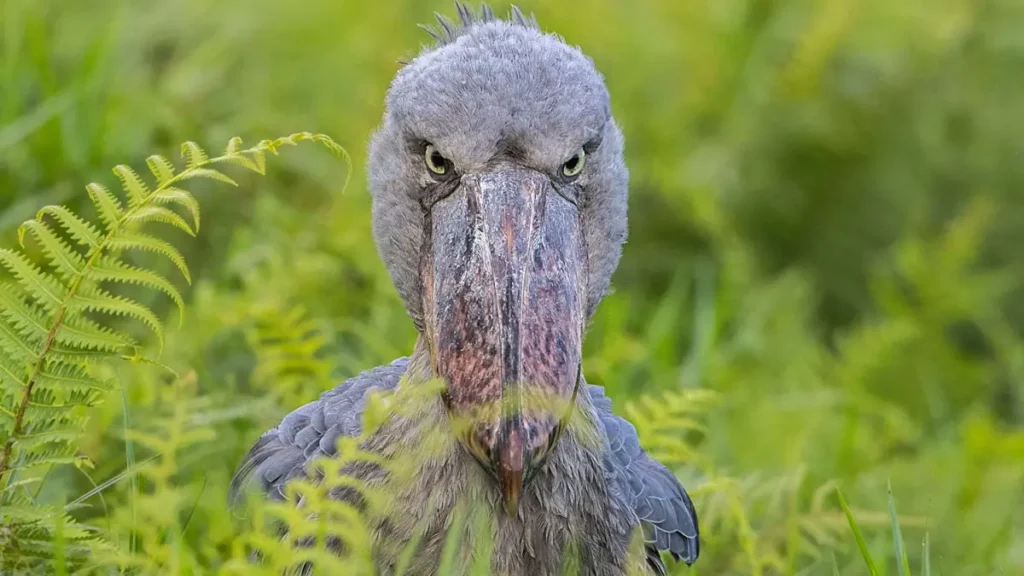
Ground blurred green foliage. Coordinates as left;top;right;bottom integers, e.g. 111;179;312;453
1;0;1022;573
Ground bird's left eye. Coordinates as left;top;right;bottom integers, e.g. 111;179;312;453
561;148;586;178
425;144;450;176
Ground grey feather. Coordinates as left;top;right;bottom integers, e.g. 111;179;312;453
232;367;699;572
589;385;700;569
229;358;408;505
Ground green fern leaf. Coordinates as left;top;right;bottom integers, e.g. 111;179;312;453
151;188;201;233
112;165;150;209
24;388;101;413
179;167;238;186
36;361;113;394
0;318;39;363
0;248;67;310
251;149;267;174
0;350;28;389
70;286;163;343
0;284;49;341
35;206;102;251
55;316;133;352
219;154;261;173
88;257;184;321
17;220;85;279
313;133;347;158
11;446;79;471
0;476;42;494
16;424;82;450
181;141;209;169
1;132;347;571
107;233;191;283
124;205;195;236
85;183;124;232
226;136;243;155
145;154;176;185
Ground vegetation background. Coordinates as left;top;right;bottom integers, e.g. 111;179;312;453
1;0;1023;573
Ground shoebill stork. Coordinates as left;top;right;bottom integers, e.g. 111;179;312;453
231;4;699;574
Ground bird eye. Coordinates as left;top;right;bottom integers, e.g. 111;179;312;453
424;144;450;176
561;148;586;178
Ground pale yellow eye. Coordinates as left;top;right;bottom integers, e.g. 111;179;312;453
562;148;586;178
425;144;449;175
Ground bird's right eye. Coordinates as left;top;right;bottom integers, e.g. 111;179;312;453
424;144;450;176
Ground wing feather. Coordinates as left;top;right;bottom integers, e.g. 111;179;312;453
229;358;408;504
588;385;700;572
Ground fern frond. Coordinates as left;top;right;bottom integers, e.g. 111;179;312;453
0;349;28;390
124;205;196;236
151;188;201;232
16;418;83;449
0;131;347;572
10;443;79;471
180;141;209;169
178;167;238;186
55;316;133;352
70;286;163;343
35;206;103;251
0;315;44;360
145;154;176;185
112;165;150;209
88;256;184;321
0;284;49;342
226;136;243;155
0;248;68;310
86;183;124;232
107;233;192;283
35;361;113;394
18;220;86;280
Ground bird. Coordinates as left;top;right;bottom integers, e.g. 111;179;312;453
230;4;700;575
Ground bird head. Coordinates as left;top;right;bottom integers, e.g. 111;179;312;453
368;4;628;516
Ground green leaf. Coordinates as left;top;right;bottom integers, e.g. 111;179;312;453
178;167;237;186
151;188;201;233
0;348;29;389
836;487;879;576
87;257;184;322
145;155;176;185
219;154;261;173
923;532;931;576
107;233;191;284
18;220;85;279
180;141;209;169
112;165;150;209
251;149;267;174
225;136;243;155
0;284;49;340
35;206;102;251
888;481;911;576
0;315;41;361
36;361;113;394
124;205;195;236
16;424;83;450
0;248;67;310
85;183;124;232
55;315;133;352
70;286;163;344
11;447;80;471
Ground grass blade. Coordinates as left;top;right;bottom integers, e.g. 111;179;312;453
836;487;879;576
888;480;911;576
922;532;931;576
